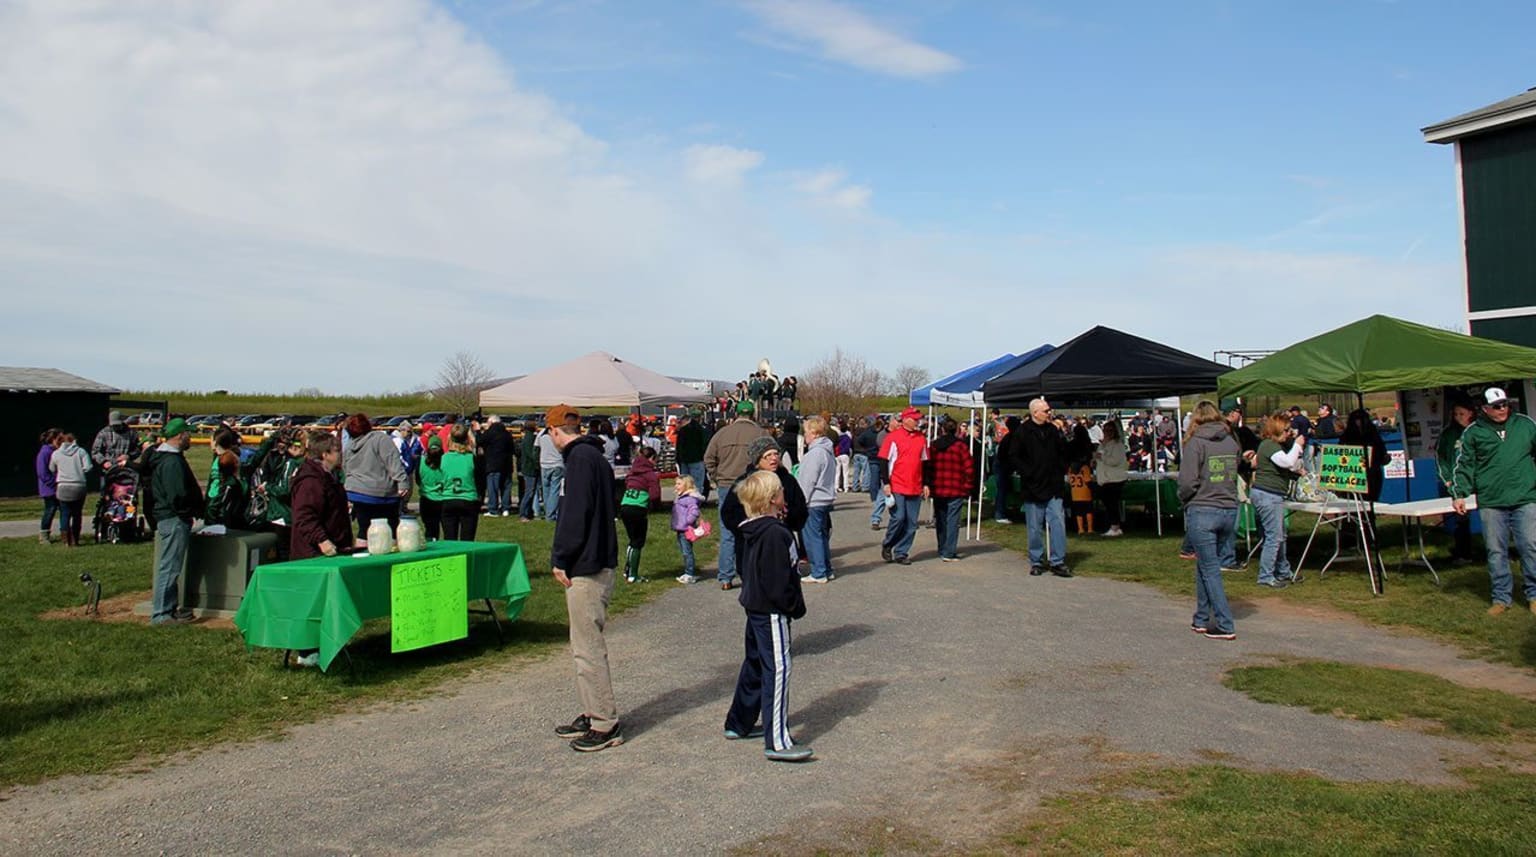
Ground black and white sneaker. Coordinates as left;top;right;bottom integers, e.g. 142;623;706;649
571;723;625;752
881;546;894;563
1203;628;1237;641
1050;564;1073;578
1029;565;1047;576
555;714;590;738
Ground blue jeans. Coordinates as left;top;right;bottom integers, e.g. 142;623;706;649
518;475;540;518
851;454;868;492
540;466;564;521
1187;505;1237;634
152;517;191;624
678;460;707;496
933;496;963;558
677;531;696;576
40;495;59;535
1023;497;1067;567
718;484;737;582
1478;505;1536;606
1251;488;1293;583
486;472;510;515
804;504;833;579
882;494;922;559
994;471;1014;521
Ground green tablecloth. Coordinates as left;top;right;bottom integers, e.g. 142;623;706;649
232;541;530;672
1121;476;1181;518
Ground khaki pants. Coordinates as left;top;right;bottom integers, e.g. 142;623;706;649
566;569;618;732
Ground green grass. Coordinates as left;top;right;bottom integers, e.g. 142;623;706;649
129;390;440;419
1005;764;1536;855
0;511;689;786
980;508;1536;671
1225;660;1536;740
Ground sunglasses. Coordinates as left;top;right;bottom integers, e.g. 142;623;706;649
1490;402;1511;410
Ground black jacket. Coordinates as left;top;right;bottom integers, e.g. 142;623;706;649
1010;419;1068;503
853;427;880;459
481;423;515;474
736;516;806;619
550;435;619;576
721;463;809;536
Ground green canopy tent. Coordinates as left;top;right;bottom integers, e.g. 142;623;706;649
1218;315;1536;400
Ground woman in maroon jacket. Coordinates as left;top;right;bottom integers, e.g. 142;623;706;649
289;431;352;560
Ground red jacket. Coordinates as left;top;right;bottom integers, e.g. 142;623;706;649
924;436;975;499
288;459;352;559
880;427;929;496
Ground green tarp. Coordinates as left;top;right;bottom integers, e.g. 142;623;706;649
1218;315;1536;397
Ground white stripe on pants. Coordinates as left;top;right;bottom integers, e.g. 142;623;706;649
768;613;792;751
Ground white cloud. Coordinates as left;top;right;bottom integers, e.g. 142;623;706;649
741;0;961;79
683;144;764;188
793;168;871;210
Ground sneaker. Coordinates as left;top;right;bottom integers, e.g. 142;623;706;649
484;512;496;518
804;574;832;583
1203;628;1237;640
1029;566;1046;576
520;517;534;523
1220;565;1244;573
721;580;734;591
675;573;699;585
993;518;1012;525
555;714;591;738
881;546;894;563
501;510;511;517
941;555;964;562
724;725;765;740
293;651;320;668
765;745;815;762
1104;526;1123;537
1190;622;1208;633
1179;551;1197;561
895;555;912;566
625;575;647;584
1489;603;1510;616
1258;579;1290;589
571;723;625;753
1050;564;1073;578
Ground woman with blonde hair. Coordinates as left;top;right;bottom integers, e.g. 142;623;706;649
1177;401;1242;640
1251;412;1306;588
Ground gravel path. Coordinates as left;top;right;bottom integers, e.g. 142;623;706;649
1;498;1518;855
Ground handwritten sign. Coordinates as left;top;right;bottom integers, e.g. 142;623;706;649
390;554;468;653
1318;444;1369;494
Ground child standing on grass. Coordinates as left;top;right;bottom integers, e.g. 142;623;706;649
723;470;813;763
1068;461;1095;534
671;475;706;584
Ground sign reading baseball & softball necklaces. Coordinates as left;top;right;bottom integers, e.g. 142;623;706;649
390;554;469;653
1319;444;1369;494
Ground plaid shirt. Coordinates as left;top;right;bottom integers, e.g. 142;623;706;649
925;438;976;499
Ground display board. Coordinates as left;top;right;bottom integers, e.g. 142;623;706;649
1318;444;1369;494
390;553;469;653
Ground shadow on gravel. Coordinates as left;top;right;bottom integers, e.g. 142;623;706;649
792;679;886;742
620;624;876;738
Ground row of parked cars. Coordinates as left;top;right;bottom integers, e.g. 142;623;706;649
178;412;486;434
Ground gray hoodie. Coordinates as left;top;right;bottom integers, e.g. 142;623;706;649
342;429;409;498
1177;421;1240;510
49;442;93;488
796;435;838;507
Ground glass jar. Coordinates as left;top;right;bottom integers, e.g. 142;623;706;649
366;519;395;555
396;516;424;553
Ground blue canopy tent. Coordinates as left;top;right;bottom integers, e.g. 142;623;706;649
908;354;1017;407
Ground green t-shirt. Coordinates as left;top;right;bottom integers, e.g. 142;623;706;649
419;451;478;502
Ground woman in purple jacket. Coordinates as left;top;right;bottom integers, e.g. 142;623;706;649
36;429;60;544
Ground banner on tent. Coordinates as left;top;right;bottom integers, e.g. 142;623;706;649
1399;388;1443;461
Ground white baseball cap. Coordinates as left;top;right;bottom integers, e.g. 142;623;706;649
1485;387;1510;406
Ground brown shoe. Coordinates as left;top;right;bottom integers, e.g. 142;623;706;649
1489;603;1510;616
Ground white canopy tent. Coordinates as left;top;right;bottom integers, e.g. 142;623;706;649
478;351;714;410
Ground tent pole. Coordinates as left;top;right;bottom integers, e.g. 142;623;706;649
965;406;975;537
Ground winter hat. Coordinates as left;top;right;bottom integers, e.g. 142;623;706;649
747;436;781;463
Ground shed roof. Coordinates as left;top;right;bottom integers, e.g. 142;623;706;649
1423;87;1536;143
0;367;120;394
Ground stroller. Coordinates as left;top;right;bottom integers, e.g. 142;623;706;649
93;465;147;544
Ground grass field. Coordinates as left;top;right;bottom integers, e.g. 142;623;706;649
0;512;691;786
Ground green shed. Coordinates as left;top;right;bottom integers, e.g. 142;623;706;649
1;367;121;498
1423;88;1536;347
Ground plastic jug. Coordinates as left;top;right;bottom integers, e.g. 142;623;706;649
396;516;424;553
366;519;395;555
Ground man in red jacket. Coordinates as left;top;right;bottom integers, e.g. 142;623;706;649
880;407;930;565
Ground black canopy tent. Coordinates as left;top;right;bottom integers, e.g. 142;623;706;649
980;326;1228;408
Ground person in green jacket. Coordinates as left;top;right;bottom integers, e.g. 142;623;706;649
518;421;542;521
1450;388;1536;615
419;426;481;541
145;419;204;625
1436;399;1477;565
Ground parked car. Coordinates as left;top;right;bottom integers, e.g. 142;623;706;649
417;412;459;425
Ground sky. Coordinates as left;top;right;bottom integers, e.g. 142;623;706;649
2;0;1531;393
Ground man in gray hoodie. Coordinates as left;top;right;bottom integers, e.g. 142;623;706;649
796;416;839;582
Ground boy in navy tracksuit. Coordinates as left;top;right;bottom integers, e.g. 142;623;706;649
723;470;813;762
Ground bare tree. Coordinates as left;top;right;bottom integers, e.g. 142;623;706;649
434;351;497;416
797;348;884;417
886;364;932;397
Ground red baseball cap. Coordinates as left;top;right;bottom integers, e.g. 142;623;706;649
900;407;923;421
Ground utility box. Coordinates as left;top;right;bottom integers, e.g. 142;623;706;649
137;528;280;619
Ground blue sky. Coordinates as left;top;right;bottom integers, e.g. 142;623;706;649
2;0;1530;392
